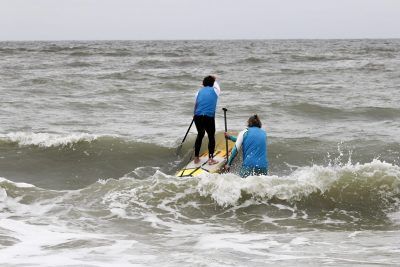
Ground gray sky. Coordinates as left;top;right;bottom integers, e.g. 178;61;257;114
0;0;399;40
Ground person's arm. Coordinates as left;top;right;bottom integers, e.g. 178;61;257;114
213;81;221;96
226;129;246;167
227;146;238;167
225;133;237;142
194;90;199;115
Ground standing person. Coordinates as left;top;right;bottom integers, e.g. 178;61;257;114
224;114;268;177
193;75;221;165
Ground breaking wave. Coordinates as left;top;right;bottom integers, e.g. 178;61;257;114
1;159;400;230
0;132;177;190
1;132;99;147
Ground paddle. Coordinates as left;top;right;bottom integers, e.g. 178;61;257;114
222;108;229;163
176;117;194;155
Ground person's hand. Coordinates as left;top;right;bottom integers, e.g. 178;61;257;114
223;164;230;172
224;132;230;139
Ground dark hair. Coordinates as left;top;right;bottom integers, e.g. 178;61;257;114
203;75;216;87
248;114;262;128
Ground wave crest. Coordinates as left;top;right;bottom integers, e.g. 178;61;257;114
197;160;400;209
2;160;399;229
1;132;99;147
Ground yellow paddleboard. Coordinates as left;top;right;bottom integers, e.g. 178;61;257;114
176;132;235;177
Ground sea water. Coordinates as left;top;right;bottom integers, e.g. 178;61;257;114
0;40;400;266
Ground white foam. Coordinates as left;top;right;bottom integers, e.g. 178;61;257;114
0;188;7;202
197;159;400;206
197;169;336;207
0;177;35;188
1;132;99;147
0;164;399;266
290;237;310;245
195;232;280;256
110;207;127;218
0;219;153;267
348;231;362;238
197;173;244;207
388;211;400;224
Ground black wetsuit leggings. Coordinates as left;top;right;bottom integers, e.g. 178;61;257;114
194;115;215;158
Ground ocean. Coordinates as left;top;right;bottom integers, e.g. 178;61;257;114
0;40;399;266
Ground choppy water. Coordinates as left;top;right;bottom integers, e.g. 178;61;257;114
1;40;400;266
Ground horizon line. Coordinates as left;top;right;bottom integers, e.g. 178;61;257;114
1;37;400;42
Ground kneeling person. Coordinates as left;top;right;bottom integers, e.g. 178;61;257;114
225;115;268;177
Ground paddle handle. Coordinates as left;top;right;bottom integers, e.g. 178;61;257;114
222;108;229;162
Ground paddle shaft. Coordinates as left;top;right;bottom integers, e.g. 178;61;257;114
222;108;229;162
180;118;194;146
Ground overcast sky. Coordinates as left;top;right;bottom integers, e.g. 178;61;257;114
0;0;399;40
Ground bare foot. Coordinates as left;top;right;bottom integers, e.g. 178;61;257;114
208;158;218;165
194;157;200;164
